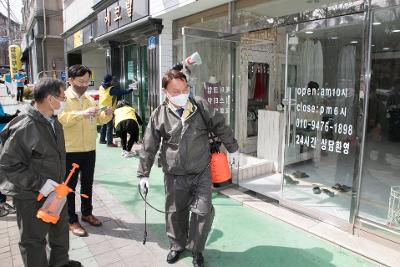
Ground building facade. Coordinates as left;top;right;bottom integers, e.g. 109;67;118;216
61;0;400;260
62;0;163;132
152;0;400;255
21;0;64;83
0;13;21;66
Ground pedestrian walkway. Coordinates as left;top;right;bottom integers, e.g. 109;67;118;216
0;84;27;114
93;143;377;267
0;141;380;267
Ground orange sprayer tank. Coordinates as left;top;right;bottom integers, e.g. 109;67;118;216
36;163;85;224
36;188;69;224
210;152;231;188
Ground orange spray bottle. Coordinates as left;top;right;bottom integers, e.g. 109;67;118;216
36;163;88;224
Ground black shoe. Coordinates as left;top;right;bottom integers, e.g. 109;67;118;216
312;186;321;194
283;174;299;185
322;188;334;197
99;140;107;144
192;252;204;267
167;250;184;264
61;260;82;267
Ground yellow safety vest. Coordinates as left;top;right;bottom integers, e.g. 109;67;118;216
114;106;138;128
99;85;114;108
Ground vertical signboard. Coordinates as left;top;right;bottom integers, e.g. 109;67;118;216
8;45;21;77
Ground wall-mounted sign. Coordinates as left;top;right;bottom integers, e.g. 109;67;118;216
127;61;134;80
97;0;149;37
148;36;156;50
60;71;66;81
73;30;83;48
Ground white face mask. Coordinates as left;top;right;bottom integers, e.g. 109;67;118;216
50;97;65;115
169;93;189;107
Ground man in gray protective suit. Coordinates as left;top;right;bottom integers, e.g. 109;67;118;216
137;70;238;267
0;78;81;267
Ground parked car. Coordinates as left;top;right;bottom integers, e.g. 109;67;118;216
86;89;99;104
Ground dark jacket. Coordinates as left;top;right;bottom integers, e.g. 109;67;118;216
0;105;66;199
137;96;238;177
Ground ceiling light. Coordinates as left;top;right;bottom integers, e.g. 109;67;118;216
305;31;314;34
371;44;375;47
383;47;390;50
330;36;339;40
373;22;381;25
350;41;358;44
392;29;400;33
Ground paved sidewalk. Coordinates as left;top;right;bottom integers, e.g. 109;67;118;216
93;143;378;267
0;142;379;267
0;182;187;267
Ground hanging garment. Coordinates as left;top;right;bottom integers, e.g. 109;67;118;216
299;40;324;88
299;39;315;87
248;70;256;100
253;69;265;100
313;41;324;88
336;45;356;139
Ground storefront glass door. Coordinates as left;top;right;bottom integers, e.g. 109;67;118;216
182;27;241;180
124;44;148;133
282;14;365;223
359;5;400;233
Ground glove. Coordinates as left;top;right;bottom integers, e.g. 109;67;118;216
139;177;149;193
39;179;59;197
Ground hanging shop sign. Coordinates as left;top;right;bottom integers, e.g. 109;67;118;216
8;45;21;77
97;0;149;37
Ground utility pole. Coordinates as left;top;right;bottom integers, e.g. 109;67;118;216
6;0;11;45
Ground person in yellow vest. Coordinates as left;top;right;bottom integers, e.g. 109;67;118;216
114;100;142;158
99;74;133;147
58;65;113;237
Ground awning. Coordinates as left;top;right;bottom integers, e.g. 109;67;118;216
20;34;28;53
94;17;163;44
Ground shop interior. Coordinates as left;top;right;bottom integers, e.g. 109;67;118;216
175;0;400;231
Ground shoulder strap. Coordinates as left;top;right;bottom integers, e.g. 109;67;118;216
190;97;219;152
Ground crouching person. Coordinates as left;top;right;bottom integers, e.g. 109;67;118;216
137;70;238;267
0;78;81;267
114;100;142;157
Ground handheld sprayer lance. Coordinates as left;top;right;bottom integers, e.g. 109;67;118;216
36;163;88;224
143;185;148;245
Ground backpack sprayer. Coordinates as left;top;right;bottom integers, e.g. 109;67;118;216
191;97;232;187
36;163;88;224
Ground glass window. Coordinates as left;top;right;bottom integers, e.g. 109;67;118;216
183;35;234;125
283;15;364;222
173;5;229;65
359;6;400;230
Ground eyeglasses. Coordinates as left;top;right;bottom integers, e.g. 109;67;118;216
53;95;67;101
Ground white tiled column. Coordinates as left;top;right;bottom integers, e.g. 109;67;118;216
159;19;173;103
